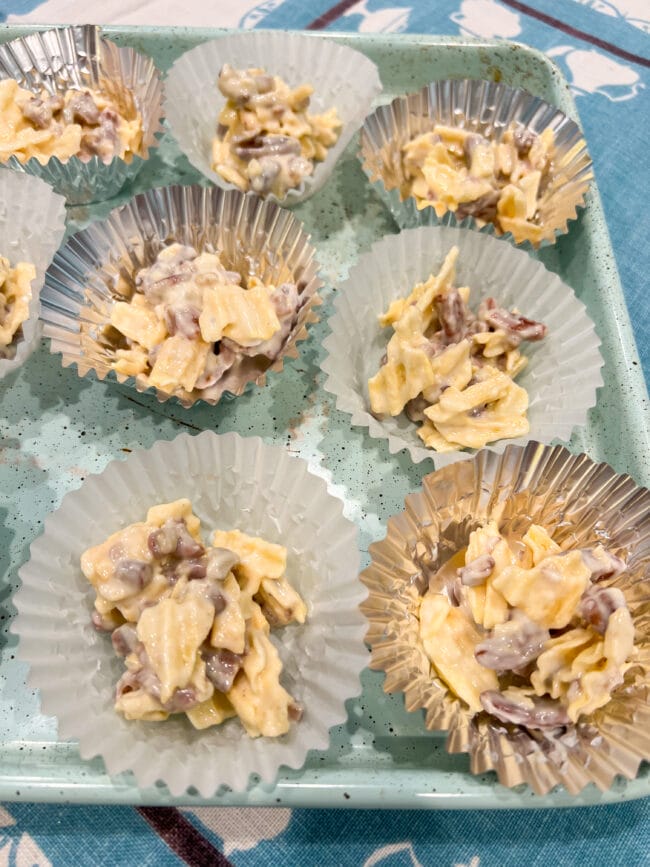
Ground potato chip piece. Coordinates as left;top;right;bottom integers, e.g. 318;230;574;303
419;593;499;713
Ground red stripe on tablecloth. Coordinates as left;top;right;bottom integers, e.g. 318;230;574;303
499;0;650;68
306;0;361;29
137;808;234;867
307;0;650;69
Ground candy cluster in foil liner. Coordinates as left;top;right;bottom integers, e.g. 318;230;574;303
11;430;366;796
322;225;603;467
359;79;593;247
360;442;650;795
164;30;382;206
0;171;66;378
0;24;164;205
40;183;323;407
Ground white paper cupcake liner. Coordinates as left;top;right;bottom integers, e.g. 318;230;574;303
40;183;323;407
0;170;66;379
11;430;365;796
322;225;603;467
0;25;164;205
360;442;650;795
164;31;382;206
359;79;593;247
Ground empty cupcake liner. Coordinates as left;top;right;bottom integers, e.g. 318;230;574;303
359;79;593;247
164;30;382;206
360;441;650;795
40;183;323;407
0;170;66;379
0;24;165;205
322;225;603;467
12;430;365;796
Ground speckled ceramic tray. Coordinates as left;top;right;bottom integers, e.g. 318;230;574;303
1;26;648;810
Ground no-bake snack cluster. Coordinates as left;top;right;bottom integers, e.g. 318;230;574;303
360;79;592;246
368;245;546;452
361;442;650;795
419;521;635;727
211;64;341;199
83;499;306;737
0;78;143;166
163;29;382;205
0;24;164;204
0;256;36;360
104;241;303;401
400;122;556;245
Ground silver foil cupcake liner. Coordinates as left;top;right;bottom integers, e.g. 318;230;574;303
0;170;66;379
360;441;650;795
322;225;603;467
0;25;165;205
359;79;593;247
40;183;322;407
12;430;365;795
164;30;382;206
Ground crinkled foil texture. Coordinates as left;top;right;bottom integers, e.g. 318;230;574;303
164;30;382;206
360;442;650;795
40;183;323;406
359;79;593;248
0;24;164;204
0;171;66;378
12;430;365;796
322;225;603;467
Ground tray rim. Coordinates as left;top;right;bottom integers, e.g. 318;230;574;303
1;23;648;809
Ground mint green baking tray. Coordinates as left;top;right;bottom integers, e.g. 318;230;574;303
1;26;648;809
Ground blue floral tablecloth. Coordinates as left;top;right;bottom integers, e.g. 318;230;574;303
0;0;648;864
